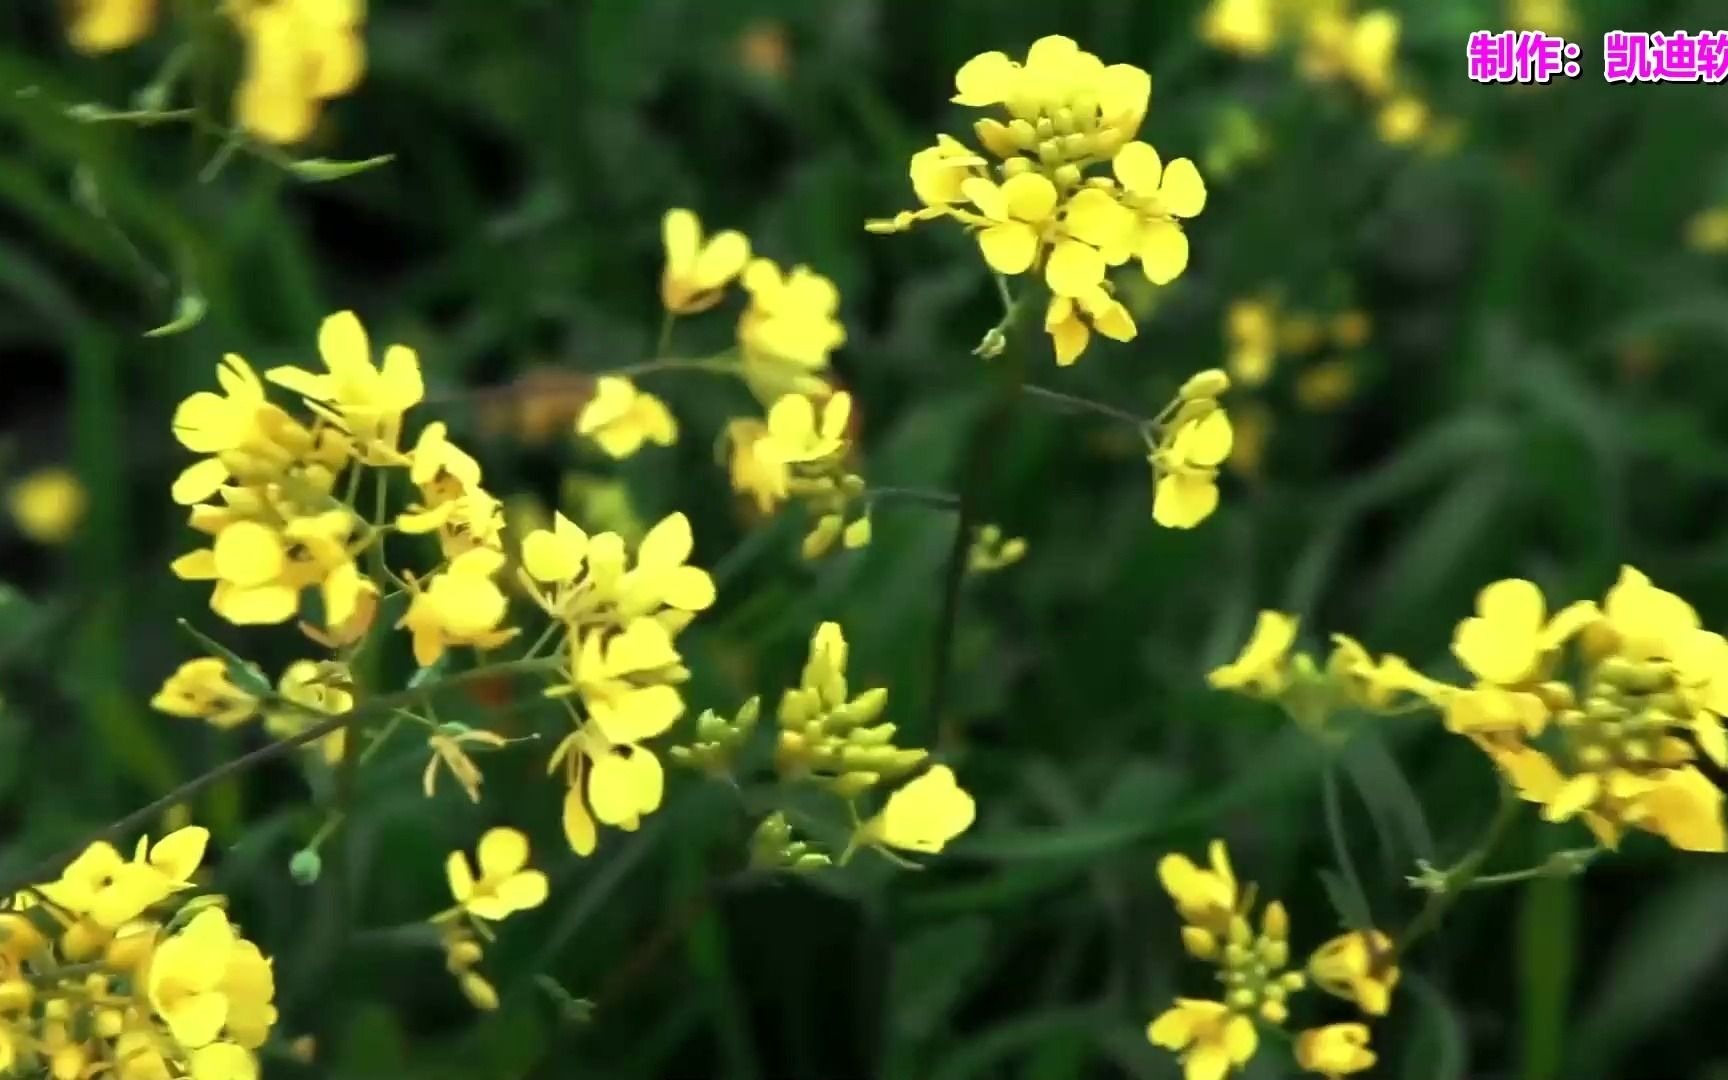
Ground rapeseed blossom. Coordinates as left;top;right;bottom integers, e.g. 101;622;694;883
777;622;924;797
1148;370;1234;528
229;0;367;144
3;826;276;1078
6;467;86;544
661;209;750;315
870;35;1206;364
575;377;678;459
66;0;156;53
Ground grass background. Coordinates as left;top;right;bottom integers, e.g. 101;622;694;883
5;0;1728;1077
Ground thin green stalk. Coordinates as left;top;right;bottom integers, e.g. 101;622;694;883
1390;784;1522;963
866;487;962;511
929;291;1038;752
0;656;563;897
1019;383;1150;428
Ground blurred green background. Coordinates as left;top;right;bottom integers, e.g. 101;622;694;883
6;1;1728;1077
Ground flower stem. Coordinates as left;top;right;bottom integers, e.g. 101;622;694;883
1019;383;1152;428
0;656;563;898
606;355;742;379
1389;783;1522;964
929;290;1037;752
865;487;962;511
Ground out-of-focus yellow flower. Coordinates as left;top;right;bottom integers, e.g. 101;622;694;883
737;258;845;403
146;907;276;1053
860;765;976;855
660;209;750;315
1158;839;1239;937
724;393;870;556
1224;298;1278;387
1295;1023;1376;1078
1452;578;1598;688
151;658;258;729
1201;0;1278;56
1686;207;1728;254
399;547;519;667
966;524;1027;574
67;0;156;53
8;467;86;544
398;421;506;558
229;0;365;145
1508;0;1575;36
1301;9;1401;98
1308;929;1398;1016
1209;611;1299;697
1330;310;1371;349
1147;998;1258;1080
1226;401;1271;479
736;19;791;79
1376;94;1429;145
1294;359;1357;411
446;828;549;921
575;376;678;459
264;659;351;765
267;311;421;467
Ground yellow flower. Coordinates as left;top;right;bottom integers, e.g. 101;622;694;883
172;510;365;628
1157;839;1238;936
1326;634;1448;711
960;172;1061;279
8;467;86;544
1224;298;1278;387
398;422;505;557
440;924;500;1011
1294;360;1357;411
266;311;422;466
1452;578;1598;687
66;0;155;53
424;727;509;803
169;352;350;506
1147;998;1257;1080
1301;9;1401;98
230;0;365;145
151;658;259;729
723;417;782;513
759;391;851;471
145;907;276;1052
399;547;519;667
550;724;668;855
1111;141;1208;285
1686;207;1728;254
41;827;208;929
1295;1023;1376;1078
1200;0;1278;56
1308;929;1398;1016
1376;95;1429;145
1208;612;1299;697
1150;404;1233;528
447;828;550;921
737;258;845;403
568;620;688;745
660;209;750;315
1508;0;1575;36
861;765;976;855
264;659;352;765
1044;288;1136;366
953;36;1151;161
575;376;678;459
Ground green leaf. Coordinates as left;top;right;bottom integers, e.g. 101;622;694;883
1402;974;1469;1080
143;289;207;338
288;154;397;182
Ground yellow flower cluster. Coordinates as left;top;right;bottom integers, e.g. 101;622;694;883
431;828;548;1011
725;391;871;559
1150;840;1392;1080
1222;294;1369;398
1197;0;1441;148
153;655;352;764
1;826;277;1079
66;0;365;145
1211;567;1728;852
869;36;1206;366
523;511;717;855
